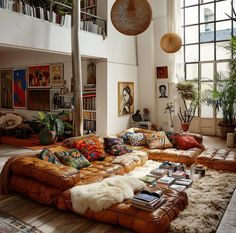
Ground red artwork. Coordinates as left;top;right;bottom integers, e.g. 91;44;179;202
28;65;50;88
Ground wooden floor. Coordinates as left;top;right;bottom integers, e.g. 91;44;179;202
0;136;235;233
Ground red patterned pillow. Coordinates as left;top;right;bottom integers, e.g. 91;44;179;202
72;136;105;161
175;134;202;150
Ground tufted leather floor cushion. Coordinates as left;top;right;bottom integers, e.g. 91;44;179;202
146;148;202;166
196;148;236;172
55;188;188;233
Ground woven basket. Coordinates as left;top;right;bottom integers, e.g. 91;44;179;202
111;0;152;36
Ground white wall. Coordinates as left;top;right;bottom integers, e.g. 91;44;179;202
0;8;108;58
107;62;138;135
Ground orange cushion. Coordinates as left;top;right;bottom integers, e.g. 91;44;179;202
72;136;105;161
175;134;201;150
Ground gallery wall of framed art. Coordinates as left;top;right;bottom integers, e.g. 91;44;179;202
0;63;65;111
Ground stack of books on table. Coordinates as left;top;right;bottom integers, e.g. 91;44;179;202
131;190;166;212
159;161;181;172
147;168;168;179
175;178;193;187
169;184;186;191
172;171;186;180
139;176;157;186
156;176;175;189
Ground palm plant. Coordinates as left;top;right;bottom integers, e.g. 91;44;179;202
203;37;236;138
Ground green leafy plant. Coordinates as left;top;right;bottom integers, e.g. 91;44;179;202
176;81;201;124
35;111;72;136
203;37;236;126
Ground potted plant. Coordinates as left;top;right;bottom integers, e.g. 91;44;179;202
203;37;236;139
36;111;70;145
176;81;200;132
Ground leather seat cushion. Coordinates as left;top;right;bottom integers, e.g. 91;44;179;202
196;148;236;172
147;148;202;166
10;157;81;190
55;188;188;233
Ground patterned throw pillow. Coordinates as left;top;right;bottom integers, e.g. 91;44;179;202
37;149;61;165
103;137;124;153
55;149;90;170
110;144;133;156
175;134;202;150
117;131;135;144
127;133;146;146
144;131;173;149
72;136;105;161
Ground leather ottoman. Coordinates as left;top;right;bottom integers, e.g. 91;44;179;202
55;188;188;233
196;148;236;172
146;148;202;166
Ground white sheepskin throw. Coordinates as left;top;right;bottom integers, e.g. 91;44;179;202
70;175;145;214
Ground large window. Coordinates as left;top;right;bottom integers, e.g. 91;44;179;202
182;0;234;118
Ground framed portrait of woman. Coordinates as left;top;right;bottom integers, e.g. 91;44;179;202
118;82;134;116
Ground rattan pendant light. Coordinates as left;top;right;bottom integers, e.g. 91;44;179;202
160;32;182;53
111;0;152;36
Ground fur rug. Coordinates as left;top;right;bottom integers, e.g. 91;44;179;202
126;160;236;233
70;175;145;214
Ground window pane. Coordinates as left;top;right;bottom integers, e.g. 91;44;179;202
185;26;199;44
216;62;229;80
216;21;231;41
200;3;214;24
216;0;231;21
185;0;199;6
200;43;214;61
201;82;214;118
201;0;213;3
201;63;213;81
216;42;230;60
200;23;214;42
186;63;198;80
186;45;199;62
233;22;236;36
185;6;198;25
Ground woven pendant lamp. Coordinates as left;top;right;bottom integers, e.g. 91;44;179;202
111;0;152;36
160;32;182;53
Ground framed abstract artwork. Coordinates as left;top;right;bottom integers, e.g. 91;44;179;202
156;66;168;79
28;65;50;88
118;82;134;116
13;68;27;108
0;69;13;109
50;64;64;87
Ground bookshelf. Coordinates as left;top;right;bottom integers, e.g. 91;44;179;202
83;83;96;134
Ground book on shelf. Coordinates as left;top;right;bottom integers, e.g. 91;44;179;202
156;176;175;189
170;184;186;192
174;178;193;187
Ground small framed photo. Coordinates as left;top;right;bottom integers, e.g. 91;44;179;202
157;81;169;98
28;65;50;88
156;66;168;79
51;64;64;87
50;88;62;111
